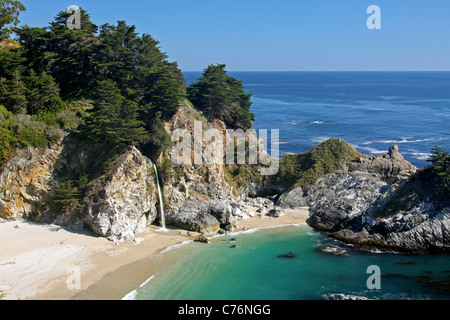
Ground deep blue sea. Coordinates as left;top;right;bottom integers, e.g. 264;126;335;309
185;71;450;168
123;72;450;301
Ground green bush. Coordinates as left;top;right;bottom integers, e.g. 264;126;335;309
50;171;90;213
0;105;60;169
274;138;363;190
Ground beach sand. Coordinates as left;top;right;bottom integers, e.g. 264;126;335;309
0;208;309;300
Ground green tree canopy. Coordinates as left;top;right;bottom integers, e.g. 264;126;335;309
0;0;26;40
187;64;254;130
427;146;450;190
79;80;148;147
0;69;27;113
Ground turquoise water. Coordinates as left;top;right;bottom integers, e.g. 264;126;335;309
129;72;450;300
128;226;450;300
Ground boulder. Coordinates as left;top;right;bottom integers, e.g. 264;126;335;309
194;234;210;244
268;207;285;218
171;200;221;233
277;187;309;209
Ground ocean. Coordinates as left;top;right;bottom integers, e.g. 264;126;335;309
185;71;450;168
124;72;450;300
126;225;450;300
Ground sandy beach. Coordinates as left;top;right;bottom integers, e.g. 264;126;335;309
0;208;309;300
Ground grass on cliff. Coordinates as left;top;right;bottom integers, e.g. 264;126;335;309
371;146;450;219
274;138;364;190
0;105;61;170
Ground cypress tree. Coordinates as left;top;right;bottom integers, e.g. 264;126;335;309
26;70;63;114
0;70;28;113
187;64;254;130
79;80;148;146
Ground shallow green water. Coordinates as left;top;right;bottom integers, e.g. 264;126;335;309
126;225;450;300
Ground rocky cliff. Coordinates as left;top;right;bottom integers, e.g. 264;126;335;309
0;131;160;242
0;101;275;241
1;101;449;252
279;145;450;253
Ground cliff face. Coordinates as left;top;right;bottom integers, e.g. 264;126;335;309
1;101;448;252
0;132;67;221
54;146;159;243
280;145;450;253
0;101;273;241
0;132;160;242
159;100;272;233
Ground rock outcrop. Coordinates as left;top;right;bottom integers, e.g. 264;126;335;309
299;145;450;253
78;146;158;243
0;134;160;242
0;133;67;221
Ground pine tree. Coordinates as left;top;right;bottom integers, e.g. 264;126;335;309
46;8;98;99
187;64;254;130
0;70;28;113
427;146;450;190
143;61;186;118
79;80;148;146
26;70;63;114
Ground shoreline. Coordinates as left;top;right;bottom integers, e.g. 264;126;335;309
0;208;309;300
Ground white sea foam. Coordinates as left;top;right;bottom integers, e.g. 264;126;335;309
410;152;431;160
309;121;325;124
209;223;307;240
351;143;385;154
364;138;442;145
122;275;156;300
160;240;193;254
311;136;331;144
322;293;371;300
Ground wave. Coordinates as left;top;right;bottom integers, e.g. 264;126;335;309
318;245;349;256
410;152;431;161
160;240;193;254
309;121;325;124
122;275;156;300
311;136;332;144
322;293;371;300
352;143;386;154
209;223;307;240
363;138;443;145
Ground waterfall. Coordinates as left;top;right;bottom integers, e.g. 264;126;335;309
152;162;167;231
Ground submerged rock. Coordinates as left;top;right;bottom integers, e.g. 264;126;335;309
278;252;296;259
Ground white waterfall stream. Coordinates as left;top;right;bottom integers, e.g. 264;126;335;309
152;162;167;231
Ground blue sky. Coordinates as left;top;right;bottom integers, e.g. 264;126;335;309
16;0;450;71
